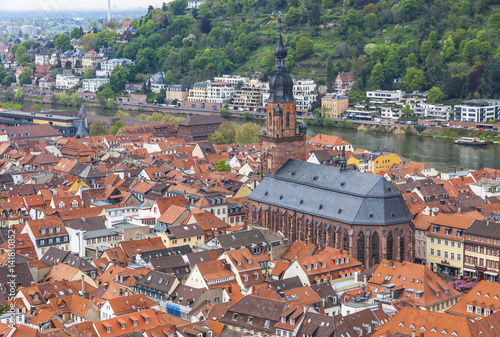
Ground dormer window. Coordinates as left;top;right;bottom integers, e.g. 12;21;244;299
55;226;60;233
321;262;326;268
48;228;53;234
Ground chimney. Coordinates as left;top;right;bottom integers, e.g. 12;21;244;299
412;330;416;337
81;216;86;222
81;278;85;293
378;301;382;310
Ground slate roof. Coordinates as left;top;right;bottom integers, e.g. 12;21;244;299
216;229;268;251
248;159;412;226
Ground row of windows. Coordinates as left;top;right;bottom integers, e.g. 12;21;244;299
39;236;68;245
465;244;500;256
465;256;499;269
428;298;459;311
430;238;461;248
467;305;492;316
467;234;498;245
429;249;461;261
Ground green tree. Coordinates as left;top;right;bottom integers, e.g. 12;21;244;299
109;66;130;93
114;110;132;119
295;36;314;60
70;27;81;39
15;46;32;65
349;91;365;104
383;50;401;81
71;93;81;106
403;104;413;117
235;122;262;145
488;13;500;33
208;121;236;144
110;120;124;134
213;159;231;172
31;104;42;112
97;87;115;105
89;120;109;136
284;7;299;26
404;67;425;92
55;34;72;51
83;68;96;78
80;34;98;51
427;87;446;103
165;70;175;85
14;87;23;100
218;108;230;118
19;67;32;85
370;62;385;88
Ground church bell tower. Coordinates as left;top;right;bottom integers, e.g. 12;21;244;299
260;29;307;175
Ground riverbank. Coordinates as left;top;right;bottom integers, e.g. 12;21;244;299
5;92;500;143
305;119;500;142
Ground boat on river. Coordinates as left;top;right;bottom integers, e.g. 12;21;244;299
454;137;493;147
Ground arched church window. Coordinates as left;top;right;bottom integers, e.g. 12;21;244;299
357;231;365;265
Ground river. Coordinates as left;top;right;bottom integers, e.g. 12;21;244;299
22;102;500;171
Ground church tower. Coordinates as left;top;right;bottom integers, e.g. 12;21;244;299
260;29;307;175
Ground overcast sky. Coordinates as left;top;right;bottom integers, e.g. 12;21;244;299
3;0;167;11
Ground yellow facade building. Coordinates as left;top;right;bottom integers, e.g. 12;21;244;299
427;213;484;277
369;151;403;174
321;93;349;119
157;224;205;249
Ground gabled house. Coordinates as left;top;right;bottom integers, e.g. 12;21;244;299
220;295;288;336
20;217;70;257
100;294;159;320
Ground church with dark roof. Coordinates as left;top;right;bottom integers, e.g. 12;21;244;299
247;31;414;268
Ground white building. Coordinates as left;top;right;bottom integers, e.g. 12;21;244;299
294;79;317;110
419;103;452;121
82;78;109;93
214;75;249;86
149;71;166;93
55;74;81;89
187;0;206;8
21;25;38;36
96;58;133;77
380;106;402;119
206;81;235;104
454;100;500;123
367;90;405;102
263;78;317;110
35;53;49;66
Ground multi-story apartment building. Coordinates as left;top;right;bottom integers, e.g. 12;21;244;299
380;106;402;119
464;219;500;282
367;90;405;102
55;74;81;89
293;79;317;110
206;81;235;104
166;84;190;102
263;78;317;110
187;82;208;102
82;50;103;69
229;79;264;112
418;103;452;121
321;93;349;119
427;213;478;276
96;58;133;77
81;78;109;93
21;25;38;36
454;100;500;123
214;75;248;86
